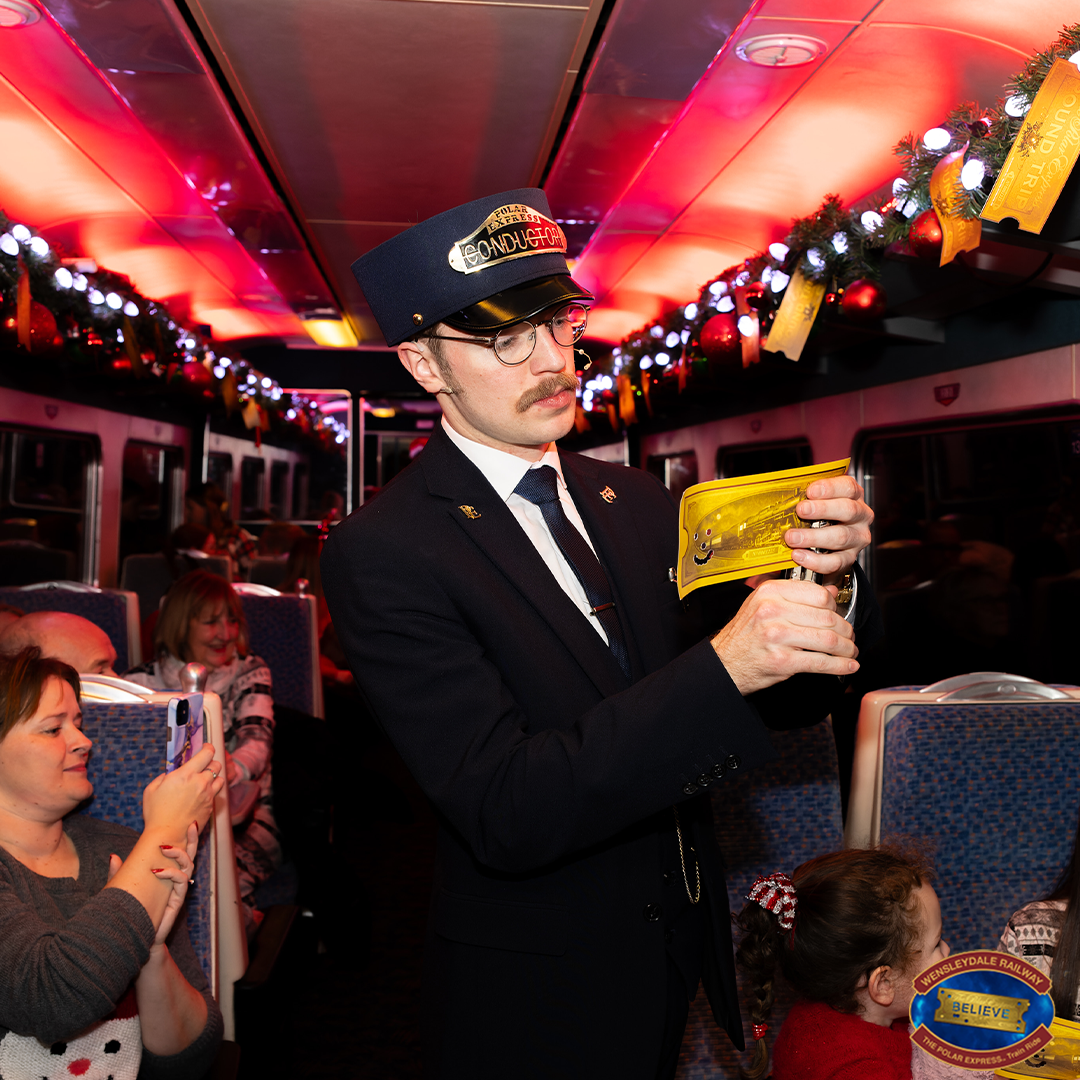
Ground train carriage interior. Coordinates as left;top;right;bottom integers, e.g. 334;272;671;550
5;0;1080;1075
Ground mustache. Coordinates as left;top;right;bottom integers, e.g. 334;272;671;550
516;373;580;413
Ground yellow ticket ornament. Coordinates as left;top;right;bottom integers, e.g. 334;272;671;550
676;459;851;599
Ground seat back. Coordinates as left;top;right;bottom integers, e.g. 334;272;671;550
874;698;1080;953
235;589;323;718
121;553;235;634
248;556;289;590
79;693;246;1040
675;721;844;1080
0;583;141;669
79;699;213;980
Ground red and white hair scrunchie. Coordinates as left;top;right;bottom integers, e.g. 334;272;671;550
747;871;797;931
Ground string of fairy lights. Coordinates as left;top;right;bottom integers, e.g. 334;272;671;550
580;24;1080;421
0;214;350;451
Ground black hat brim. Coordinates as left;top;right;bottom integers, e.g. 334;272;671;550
442;275;593;334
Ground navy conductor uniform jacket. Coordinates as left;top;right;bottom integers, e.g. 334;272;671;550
321;423;879;1078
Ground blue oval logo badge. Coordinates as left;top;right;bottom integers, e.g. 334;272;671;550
910;950;1054;1070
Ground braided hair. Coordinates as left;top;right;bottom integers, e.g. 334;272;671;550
735;847;932;1080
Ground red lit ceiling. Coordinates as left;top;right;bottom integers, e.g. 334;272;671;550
550;0;1080;343
3;0;1078;351
0;0;336;342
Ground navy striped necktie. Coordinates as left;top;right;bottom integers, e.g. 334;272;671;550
514;465;631;680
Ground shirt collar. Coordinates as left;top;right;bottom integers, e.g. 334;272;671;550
441;417;565;503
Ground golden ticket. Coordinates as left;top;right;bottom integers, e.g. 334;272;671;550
765;268;826;361
930;145;982;266
934;987;1029;1034
676;458;851;598
981;58;1080;234
994;1016;1080;1079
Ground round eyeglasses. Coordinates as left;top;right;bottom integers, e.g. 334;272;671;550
424;303;588;366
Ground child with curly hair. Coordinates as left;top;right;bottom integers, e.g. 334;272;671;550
735;848;950;1080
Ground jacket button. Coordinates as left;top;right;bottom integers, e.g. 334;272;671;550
712;762;725;778
682;782;698;795
643;904;663;922
696;773;711;788
725;754;741;772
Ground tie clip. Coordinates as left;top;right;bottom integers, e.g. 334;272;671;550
591;602;615;615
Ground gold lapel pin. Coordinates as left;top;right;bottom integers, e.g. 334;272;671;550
458;505;481;519
599;487;616;504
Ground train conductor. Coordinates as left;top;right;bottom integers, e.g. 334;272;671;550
321;188;876;1079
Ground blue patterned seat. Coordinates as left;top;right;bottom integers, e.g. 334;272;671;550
877;699;1080;953
235;590;323;718
675;720;844;1079
78;700;213;984
0;583;140;668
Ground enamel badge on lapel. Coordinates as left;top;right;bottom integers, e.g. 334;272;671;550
458;505;481;519
599;486;616;504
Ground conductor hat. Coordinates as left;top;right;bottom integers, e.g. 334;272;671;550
351;188;593;347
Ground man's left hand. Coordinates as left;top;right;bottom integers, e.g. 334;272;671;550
783;475;873;585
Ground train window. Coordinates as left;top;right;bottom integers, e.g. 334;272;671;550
717;440;813;479
206;452;233;505
363;432;428;499
292;463;309;519
240;457;266;518
269;461;289;520
859;416;1080;687
646;451;698;499
0;427;98;585
120;442;183;561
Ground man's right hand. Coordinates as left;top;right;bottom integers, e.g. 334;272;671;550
711;577;859;695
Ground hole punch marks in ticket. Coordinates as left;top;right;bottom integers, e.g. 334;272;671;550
676;458;850;599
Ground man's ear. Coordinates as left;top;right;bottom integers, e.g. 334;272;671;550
397;340;444;395
866;965;896;1007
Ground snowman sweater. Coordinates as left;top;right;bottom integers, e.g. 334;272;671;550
0;815;223;1078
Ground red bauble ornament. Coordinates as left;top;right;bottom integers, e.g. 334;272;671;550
841;279;887;322
909;209;944;262
699;313;740;361
0;302;61;354
28;302;61;354
180;360;213;393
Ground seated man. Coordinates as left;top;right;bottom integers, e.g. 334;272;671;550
0;610;117;675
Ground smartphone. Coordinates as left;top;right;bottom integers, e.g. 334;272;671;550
167;693;204;771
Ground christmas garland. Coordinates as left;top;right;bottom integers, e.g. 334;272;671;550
581;23;1080;424
0;212;349;453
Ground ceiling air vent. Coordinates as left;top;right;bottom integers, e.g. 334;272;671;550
735;35;827;68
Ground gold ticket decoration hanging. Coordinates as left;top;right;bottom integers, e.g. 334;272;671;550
929;145;982;266
676;458;851;598
981;58;1080;234
765;268;827;361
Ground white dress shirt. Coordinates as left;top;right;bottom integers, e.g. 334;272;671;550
442;419;611;644
441;418;856;637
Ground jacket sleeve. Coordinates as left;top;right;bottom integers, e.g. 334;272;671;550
322;510;779;876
